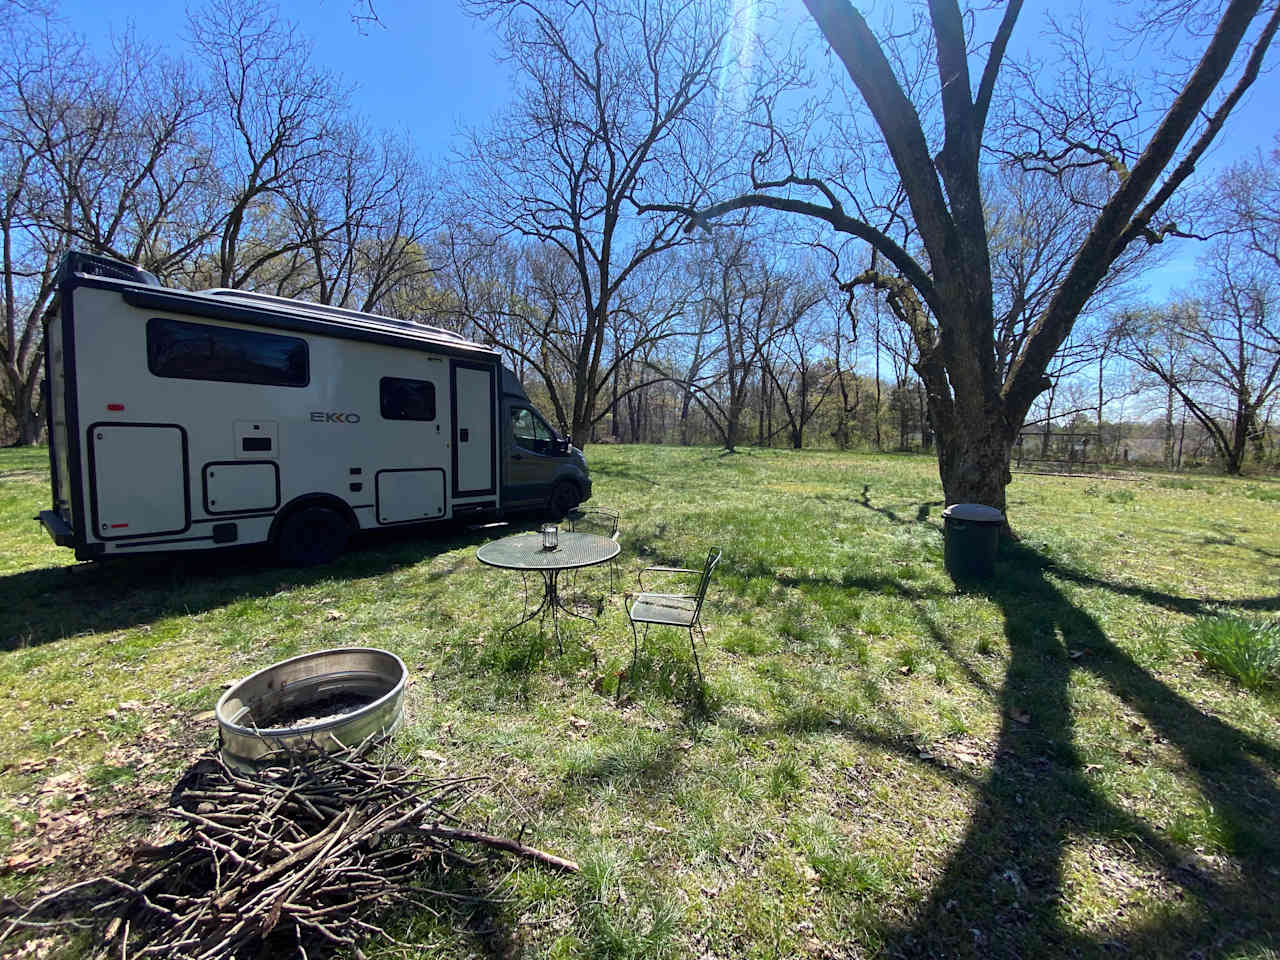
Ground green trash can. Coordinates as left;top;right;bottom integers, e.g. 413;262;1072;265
942;503;1004;581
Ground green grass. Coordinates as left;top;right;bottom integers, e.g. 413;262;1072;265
1;445;1279;958
1186;615;1280;691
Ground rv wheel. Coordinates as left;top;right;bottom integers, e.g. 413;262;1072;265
276;506;350;567
548;480;579;520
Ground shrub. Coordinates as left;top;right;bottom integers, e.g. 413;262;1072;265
1185;615;1280;691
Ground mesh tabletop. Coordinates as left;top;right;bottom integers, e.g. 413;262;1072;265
476;532;621;571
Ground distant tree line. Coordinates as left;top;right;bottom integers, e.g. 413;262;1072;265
1;0;435;444
3;0;1277;492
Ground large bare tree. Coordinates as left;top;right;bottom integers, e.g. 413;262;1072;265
288;125;437;312
693;0;1280;522
460;0;730;446
1;14;212;443
188;0;345;291
1222;133;1280;269
681;227;805;452
1118;242;1279;473
758;261;829;449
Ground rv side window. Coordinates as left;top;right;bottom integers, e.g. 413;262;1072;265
147;318;309;388
380;377;436;421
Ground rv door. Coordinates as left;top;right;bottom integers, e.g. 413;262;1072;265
450;361;497;498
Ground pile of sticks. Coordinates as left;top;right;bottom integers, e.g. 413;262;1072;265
1;744;576;958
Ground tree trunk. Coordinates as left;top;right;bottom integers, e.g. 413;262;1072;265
572;406;592;450
873;333;882;450
679;386;693;446
725;397;740;453
15;405;42;446
898;389;909;451
935;417;1015;517
1177;408;1187;468
2;361;42;445
918;383;932;451
19;407;41;450
611;369;619;440
1225;402;1255;474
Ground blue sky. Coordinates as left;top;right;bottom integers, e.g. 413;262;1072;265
58;0;513;161
52;0;1280;300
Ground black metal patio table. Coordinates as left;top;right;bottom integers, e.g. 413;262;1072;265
476;531;621;651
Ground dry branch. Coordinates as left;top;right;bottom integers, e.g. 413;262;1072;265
0;744;576;958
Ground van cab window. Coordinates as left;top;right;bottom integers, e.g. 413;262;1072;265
511;407;555;454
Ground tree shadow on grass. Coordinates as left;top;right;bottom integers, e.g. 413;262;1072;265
583;460;660;487
1037;555;1280;616
856;484;944;528
874;542;1280;958
0;521;514;653
847;485;1280;616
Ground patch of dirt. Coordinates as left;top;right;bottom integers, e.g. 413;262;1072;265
255;692;377;729
1;700;214;880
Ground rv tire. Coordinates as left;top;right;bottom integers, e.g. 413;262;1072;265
276;506;351;567
548;480;580;520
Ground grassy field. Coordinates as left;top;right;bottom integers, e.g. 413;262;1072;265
1;444;1278;958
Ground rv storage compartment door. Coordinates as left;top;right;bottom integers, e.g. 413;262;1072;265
452;363;496;496
89;424;189;538
377;468;446;524
203;462;280;514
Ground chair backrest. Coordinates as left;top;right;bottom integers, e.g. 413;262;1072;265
570;508;620;540
692;547;722;620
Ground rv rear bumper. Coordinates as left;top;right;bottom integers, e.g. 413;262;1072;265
37;510;76;547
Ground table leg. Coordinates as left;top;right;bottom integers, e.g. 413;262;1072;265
502;569;598;658
543;570;562;654
550;569;597;628
501;575;553;640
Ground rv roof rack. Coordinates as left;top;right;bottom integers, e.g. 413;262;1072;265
58;251;160;288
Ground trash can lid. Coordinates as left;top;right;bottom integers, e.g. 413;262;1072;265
942;503;1005;523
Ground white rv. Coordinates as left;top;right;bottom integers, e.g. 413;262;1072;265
39;252;592;565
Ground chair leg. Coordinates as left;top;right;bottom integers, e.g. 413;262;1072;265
688;625;705;690
629;618;641;677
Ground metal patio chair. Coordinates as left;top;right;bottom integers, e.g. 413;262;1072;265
568;507;621;597
627;547;722;688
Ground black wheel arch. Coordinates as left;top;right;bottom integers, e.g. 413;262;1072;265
547;475;583;518
552;472;587;502
268;494;359;543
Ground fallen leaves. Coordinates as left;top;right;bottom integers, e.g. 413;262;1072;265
2;701;220;879
916;736;995;771
50;730;83;750
4;769;94;873
7;756;56;776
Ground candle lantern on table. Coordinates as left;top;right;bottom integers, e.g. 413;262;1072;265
541;524;559;551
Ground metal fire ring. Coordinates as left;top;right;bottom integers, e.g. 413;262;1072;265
215;647;407;770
